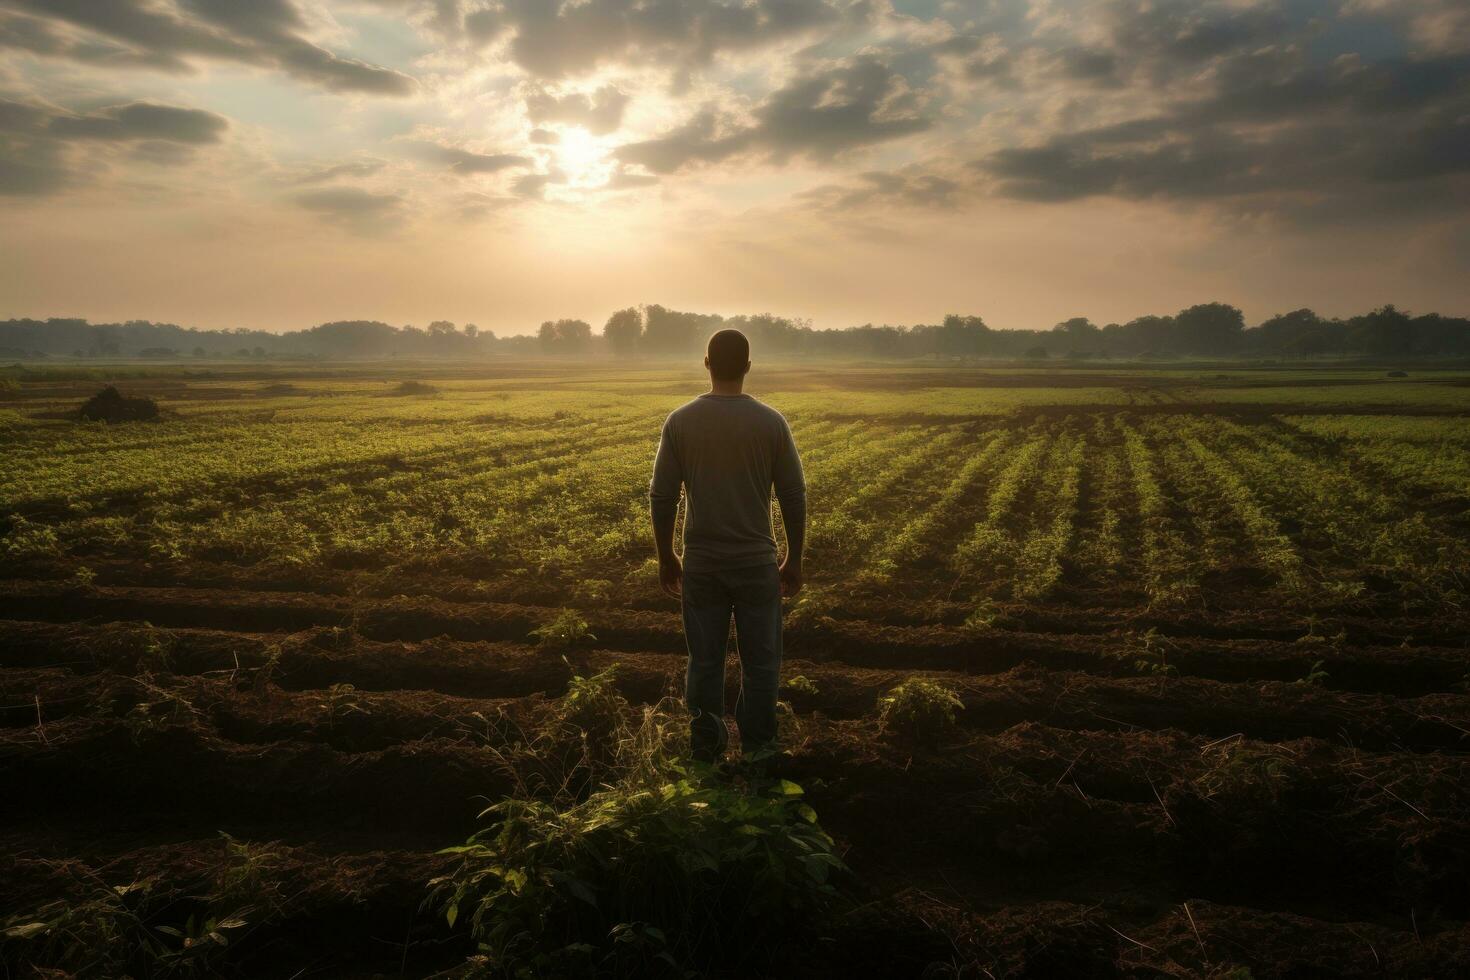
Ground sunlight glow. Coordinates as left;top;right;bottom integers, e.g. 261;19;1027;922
553;128;616;191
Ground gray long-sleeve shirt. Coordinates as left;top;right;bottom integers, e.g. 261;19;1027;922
649;393;805;573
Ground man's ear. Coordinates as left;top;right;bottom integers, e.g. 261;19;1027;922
742;360;751;376
704;356;711;371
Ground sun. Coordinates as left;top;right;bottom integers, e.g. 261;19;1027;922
552;128;615;190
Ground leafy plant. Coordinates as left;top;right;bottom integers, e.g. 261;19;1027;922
1125;627;1177;677
530;610;597;651
1294;660;1330;687
549;664;627;747
1193;742;1299;807
124;679;200;743
962;599;1003;631
318;683;367;727
0;834;281;979
430;707;846;978
877;677;964;744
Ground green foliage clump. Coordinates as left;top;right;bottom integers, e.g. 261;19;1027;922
1294;660;1330;687
1192;743;1299;808
530;610;596;651
877;677;964;743
549;665;627;747
1;834;286;978
783;675;820;696
430;708;846;978
1125;627;1177;677
78;385;159;422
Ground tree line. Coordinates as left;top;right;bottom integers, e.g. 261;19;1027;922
2;303;1467;362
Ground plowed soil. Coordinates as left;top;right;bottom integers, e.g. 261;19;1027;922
4;573;1469;978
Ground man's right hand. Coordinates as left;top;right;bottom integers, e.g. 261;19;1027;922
659;555;683;598
779;558;803;598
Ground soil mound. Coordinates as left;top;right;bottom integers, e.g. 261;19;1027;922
77;385;159;422
384;380;440;397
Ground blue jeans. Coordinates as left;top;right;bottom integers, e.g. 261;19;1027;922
681;563;782;759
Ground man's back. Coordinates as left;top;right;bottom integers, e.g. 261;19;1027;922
649;393;805;573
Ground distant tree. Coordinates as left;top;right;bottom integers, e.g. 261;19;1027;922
1347;305;1413;356
1052;317;1098;337
603;307;642;356
1023;346;1049;359
642;305;721;356
1174;303;1245;355
1113;315;1175;355
428;320;457;338
1253;309;1336;356
539;319;593;355
464;323;479;340
937;314;989;356
192;346;207;358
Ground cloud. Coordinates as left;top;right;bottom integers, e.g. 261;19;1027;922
292;160;386;184
603;167;659;190
1104;0;1290;70
512;167;566;199
0;0;415;95
49;101;227;143
616;55;929;173
1344;0;1470;55
970;46;1470;220
0;132;65;194
798;166;961;211
0;97;228;195
440;0;849;78
408;140;533;174
524;84;628;134
292;185;404;231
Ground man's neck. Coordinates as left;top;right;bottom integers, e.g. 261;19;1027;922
708;379;744;396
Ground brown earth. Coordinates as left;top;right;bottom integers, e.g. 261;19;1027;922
2;578;1469;977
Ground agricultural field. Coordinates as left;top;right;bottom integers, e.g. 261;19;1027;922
3;363;1470;977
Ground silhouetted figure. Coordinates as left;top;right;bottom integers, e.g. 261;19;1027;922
649;329;806;763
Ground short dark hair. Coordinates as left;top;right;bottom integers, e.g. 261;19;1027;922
706;329;750;381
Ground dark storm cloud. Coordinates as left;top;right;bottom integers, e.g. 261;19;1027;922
0;0;415;95
973;46;1470;215
616;56;929;173
427;0;850;77
1056;46;1121;86
1103;0;1292;70
524;85;628;135
0;97;228;196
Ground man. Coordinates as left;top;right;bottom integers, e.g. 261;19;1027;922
649;329;806;763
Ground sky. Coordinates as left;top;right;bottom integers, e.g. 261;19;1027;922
0;0;1467;336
